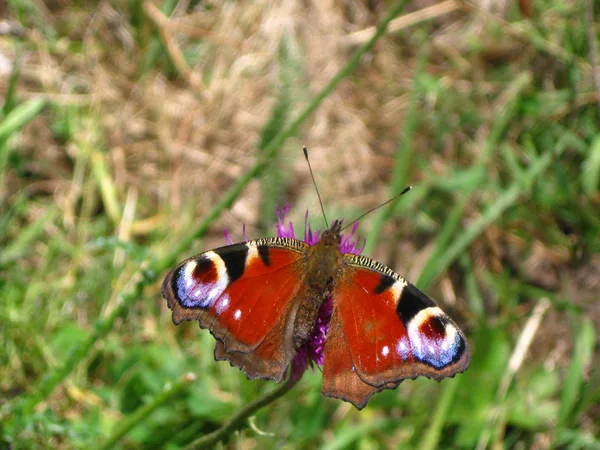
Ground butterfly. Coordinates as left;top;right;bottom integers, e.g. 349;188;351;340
161;213;470;409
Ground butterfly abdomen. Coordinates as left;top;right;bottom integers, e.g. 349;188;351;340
292;232;344;349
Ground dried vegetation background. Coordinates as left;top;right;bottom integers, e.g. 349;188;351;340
1;0;599;448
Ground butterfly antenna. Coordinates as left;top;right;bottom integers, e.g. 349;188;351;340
303;146;329;227
341;185;412;232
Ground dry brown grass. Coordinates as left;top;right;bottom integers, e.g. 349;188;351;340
1;1;487;236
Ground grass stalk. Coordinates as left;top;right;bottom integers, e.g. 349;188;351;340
419;377;461;450
184;382;291;450
97;373;197;450
0;98;47;143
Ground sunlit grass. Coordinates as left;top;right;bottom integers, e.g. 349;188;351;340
1;0;599;448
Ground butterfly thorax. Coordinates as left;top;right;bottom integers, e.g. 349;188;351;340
292;221;344;349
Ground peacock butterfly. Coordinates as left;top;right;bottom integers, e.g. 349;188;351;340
162;164;469;410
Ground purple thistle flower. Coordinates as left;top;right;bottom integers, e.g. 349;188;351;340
276;204;296;239
224;223;248;245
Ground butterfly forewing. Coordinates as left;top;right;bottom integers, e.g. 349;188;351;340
161;238;310;380
321;254;469;407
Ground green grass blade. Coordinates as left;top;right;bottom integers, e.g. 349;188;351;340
321;419;393;450
419;377;461;450
582;135;600;195
1;54;21;118
137;0;179;77
0;98;47;143
0;207;57;267
558;318;596;427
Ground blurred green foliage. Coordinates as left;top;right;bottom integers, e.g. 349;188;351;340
1;0;599;449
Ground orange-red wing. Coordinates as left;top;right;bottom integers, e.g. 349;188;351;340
321;307;400;409
322;254;469;404
161;238;308;381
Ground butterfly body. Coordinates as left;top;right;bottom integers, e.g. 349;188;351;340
162;219;469;409
292;220;343;348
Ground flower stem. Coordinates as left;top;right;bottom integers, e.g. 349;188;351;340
184;382;292;450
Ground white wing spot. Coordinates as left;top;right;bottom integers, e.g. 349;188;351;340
382;345;390;357
215;294;231;315
234;309;242;320
396;338;410;360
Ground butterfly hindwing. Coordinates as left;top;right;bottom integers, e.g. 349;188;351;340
321;254;469;408
161;238;309;381
321;307;401;409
